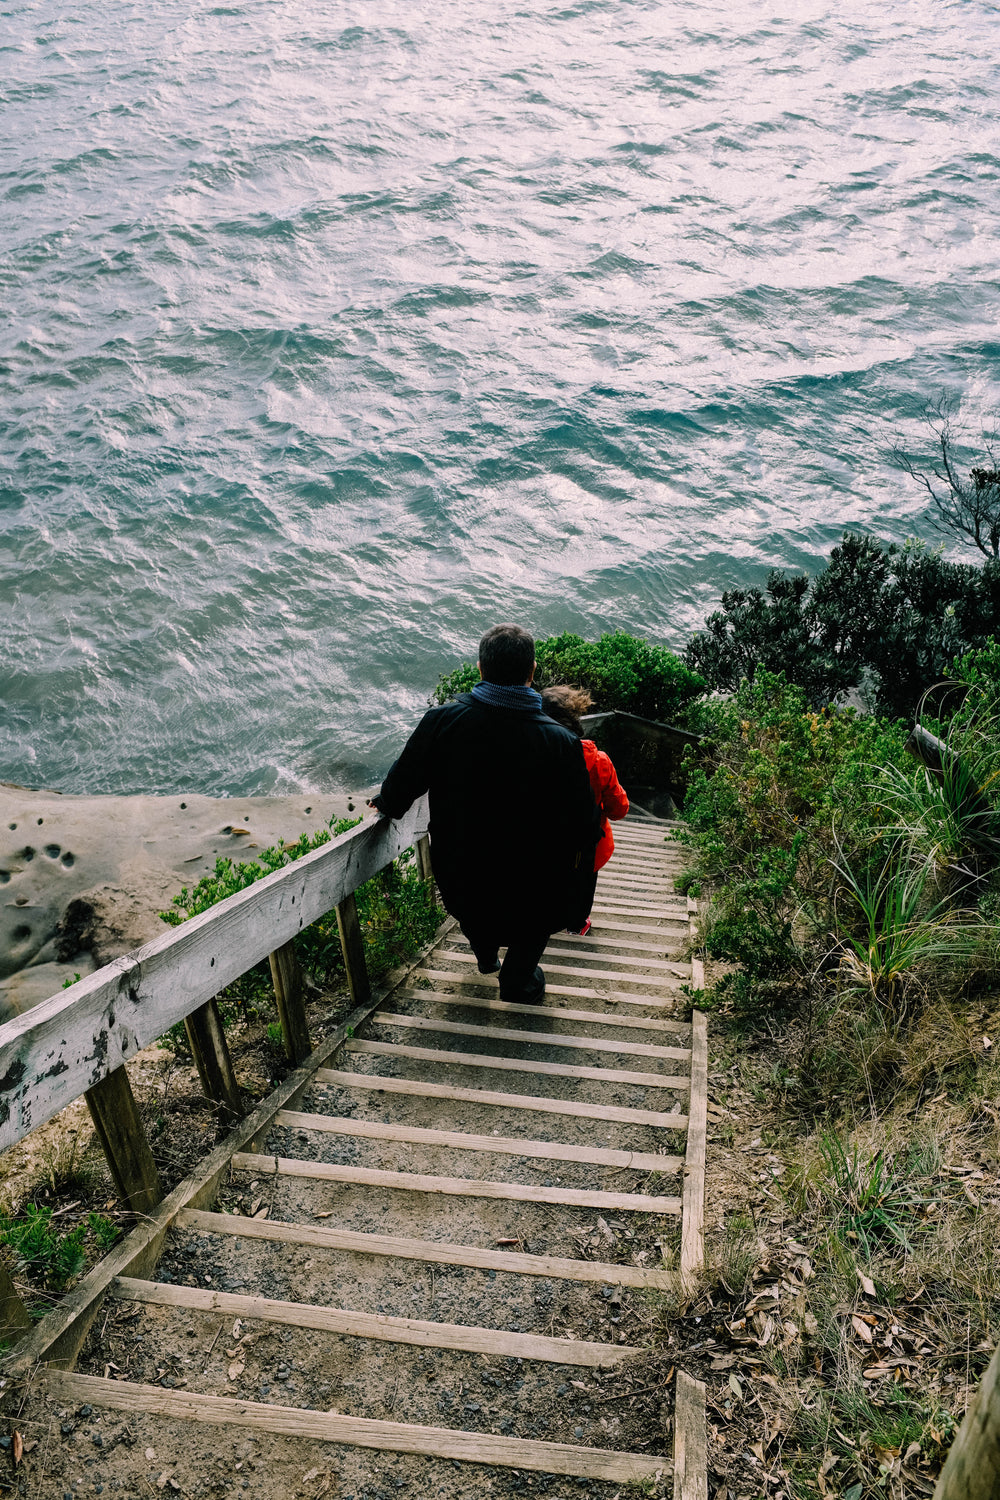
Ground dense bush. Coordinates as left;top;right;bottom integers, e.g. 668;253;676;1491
680;672;913;1016
433;630;705;723
682;660;1000;1115
685;533;1000;718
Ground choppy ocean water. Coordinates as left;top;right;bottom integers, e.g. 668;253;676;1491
1;0;998;796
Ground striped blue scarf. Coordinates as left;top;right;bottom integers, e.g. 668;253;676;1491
472;680;542;712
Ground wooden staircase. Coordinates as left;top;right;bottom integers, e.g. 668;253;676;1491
29;817;708;1497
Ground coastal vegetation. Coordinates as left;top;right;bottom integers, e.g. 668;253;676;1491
433;536;1000;728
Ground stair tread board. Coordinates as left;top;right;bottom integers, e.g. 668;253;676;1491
413;967;683;1007
314;1068;689;1128
345;1037;691;1090
439;946;687;975
430;953;686;989
111;1277;636;1367
175;1208;680;1290
371;1010;691;1061
395;987;691;1033
273;1108;682;1173
230;1151;683;1214
40;1372;668;1481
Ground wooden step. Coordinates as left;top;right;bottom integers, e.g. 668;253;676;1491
529;946;688;974
600;862;680;877
176;1208;680;1291
517;960;684;989
40;1371;667;1482
549;932;685;957
231;1151;683;1215
445;942;686;972
315;1068;689;1129
597;877;680;894
591;903;685;921
413;968;682;1008
346;1038;691;1091
371;1011;691;1062
593;882;689;894
274;1108;682;1174
396;987;690;1034
454;930;684;958
433;951;685;989
592;918;688;936
111;1277;636;1368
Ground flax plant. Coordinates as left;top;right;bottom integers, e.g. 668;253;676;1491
828;840;986;1019
876;700;1000;896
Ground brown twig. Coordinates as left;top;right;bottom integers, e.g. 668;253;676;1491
594;1374;673;1405
202;1320;225;1373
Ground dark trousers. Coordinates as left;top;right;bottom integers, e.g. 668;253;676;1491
568;868;599;930
459;919;551;1002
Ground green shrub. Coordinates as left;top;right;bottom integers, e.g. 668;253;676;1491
433;631;706;723
0;1207;118;1293
680;672;911;1015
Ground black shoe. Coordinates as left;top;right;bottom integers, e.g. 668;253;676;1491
477;957;501;975
501;965;545;1004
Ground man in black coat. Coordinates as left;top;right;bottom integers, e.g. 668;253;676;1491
370;623;600;1003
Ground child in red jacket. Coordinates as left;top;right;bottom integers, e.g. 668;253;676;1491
541;686;629;934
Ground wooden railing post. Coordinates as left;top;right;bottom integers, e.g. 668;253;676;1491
268;942;311;1065
184;998;244;1127
416;833;433;884
84;1066;163;1217
336;892;371;1007
933;1340;1000;1500
0;1263;33;1344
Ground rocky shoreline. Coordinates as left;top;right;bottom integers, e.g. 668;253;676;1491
0;784;366;1021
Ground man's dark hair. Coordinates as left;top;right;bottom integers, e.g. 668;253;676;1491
478;624;536;686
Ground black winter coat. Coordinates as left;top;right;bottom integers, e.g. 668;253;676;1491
374;693;601;936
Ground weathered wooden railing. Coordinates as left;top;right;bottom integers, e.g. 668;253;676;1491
0;800;430;1258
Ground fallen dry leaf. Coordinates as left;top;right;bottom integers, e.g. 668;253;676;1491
858;1270;877;1298
12;1431;22;1466
228;1359;246;1381
851;1315;874;1344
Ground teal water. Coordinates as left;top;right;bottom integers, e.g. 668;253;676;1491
2;0;998;795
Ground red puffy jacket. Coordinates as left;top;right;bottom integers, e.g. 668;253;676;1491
582;740;629;870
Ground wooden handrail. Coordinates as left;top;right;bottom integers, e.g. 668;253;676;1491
0;800;428;1156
